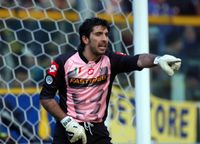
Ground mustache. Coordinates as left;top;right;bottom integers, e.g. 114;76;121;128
98;42;108;47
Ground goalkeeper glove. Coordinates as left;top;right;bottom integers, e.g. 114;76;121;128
61;116;87;144
154;55;181;76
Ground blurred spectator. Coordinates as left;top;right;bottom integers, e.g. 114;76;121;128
103;0;122;13
121;0;132;13
52;0;68;9
17;0;33;8
164;29;183;57
148;0;177;55
149;0;175;16
181;26;200;60
185;66;200;101
194;0;200;15
103;0;131;13
167;0;197;15
52;0;76;9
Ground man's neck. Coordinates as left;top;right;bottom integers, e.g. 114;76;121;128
83;48;100;62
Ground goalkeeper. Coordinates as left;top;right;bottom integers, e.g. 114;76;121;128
40;17;181;144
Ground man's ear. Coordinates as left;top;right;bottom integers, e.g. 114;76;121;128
82;35;89;45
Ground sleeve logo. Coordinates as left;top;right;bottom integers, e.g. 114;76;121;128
47;61;59;77
45;75;53;85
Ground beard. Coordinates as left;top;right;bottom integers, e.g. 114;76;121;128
92;46;107;56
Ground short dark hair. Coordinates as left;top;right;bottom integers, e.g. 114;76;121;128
79;17;110;47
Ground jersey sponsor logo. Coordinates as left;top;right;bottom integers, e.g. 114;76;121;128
68;74;108;88
47;61;59;77
45;75;53;85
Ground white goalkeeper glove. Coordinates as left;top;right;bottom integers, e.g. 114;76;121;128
61;116;87;144
154;55;181;76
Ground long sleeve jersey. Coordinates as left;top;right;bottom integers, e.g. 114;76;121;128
40;47;142;123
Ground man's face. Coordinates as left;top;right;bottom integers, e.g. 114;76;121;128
86;25;109;56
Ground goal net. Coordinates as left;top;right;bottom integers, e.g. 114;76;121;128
0;0;136;143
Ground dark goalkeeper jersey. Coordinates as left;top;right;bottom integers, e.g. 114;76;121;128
40;47;142;123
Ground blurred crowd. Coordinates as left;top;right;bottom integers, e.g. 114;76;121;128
148;0;200;100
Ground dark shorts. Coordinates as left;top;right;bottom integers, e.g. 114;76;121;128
52;121;112;144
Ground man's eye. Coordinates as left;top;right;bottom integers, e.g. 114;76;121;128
95;32;102;36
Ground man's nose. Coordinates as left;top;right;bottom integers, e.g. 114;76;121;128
102;34;108;41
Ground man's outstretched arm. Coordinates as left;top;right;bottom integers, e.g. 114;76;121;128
137;53;157;68
137;53;181;76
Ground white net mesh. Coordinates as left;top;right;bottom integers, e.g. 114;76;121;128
0;0;136;143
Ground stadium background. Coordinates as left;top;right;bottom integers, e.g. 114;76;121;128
0;0;200;143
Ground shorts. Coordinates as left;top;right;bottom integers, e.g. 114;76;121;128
52;121;112;144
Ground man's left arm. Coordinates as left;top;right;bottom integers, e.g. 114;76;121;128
137;54;157;68
137;53;182;76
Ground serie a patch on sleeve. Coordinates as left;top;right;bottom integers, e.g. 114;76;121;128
45;75;54;85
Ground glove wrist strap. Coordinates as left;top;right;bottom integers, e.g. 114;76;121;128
60;116;72;128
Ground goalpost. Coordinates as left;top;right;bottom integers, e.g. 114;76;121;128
0;0;150;144
133;0;151;144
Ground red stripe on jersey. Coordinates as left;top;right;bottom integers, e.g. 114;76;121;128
47;61;59;77
115;52;126;56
